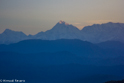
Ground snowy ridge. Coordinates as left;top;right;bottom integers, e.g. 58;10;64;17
0;21;124;44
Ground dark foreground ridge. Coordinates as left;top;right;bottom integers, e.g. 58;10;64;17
0;39;124;83
105;79;124;83
0;39;124;66
0;51;124;83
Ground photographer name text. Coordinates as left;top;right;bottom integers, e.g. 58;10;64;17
0;79;25;82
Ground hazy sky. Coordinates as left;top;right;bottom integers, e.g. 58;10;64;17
0;0;124;35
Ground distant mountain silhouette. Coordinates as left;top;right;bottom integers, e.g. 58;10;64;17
34;20;83;40
82;22;124;43
0;21;124;44
0;29;27;44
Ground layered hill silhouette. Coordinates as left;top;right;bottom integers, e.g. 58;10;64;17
0;39;124;83
0;39;124;66
1;52;123;83
0;21;124;44
1;40;124;82
0;51;124;83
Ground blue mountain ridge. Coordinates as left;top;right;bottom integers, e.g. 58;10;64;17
0;21;124;44
0;39;124;83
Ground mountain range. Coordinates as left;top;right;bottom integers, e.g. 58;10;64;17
0;21;124;44
0;39;124;83
1;21;124;83
0;39;124;66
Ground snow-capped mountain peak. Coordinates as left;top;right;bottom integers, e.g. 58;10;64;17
58;20;69;25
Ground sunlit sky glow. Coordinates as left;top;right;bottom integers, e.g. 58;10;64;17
0;0;124;35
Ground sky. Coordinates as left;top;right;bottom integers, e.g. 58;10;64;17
0;0;124;35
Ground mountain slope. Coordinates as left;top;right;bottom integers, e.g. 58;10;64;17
81;22;124;43
0;29;28;44
34;20;83;40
